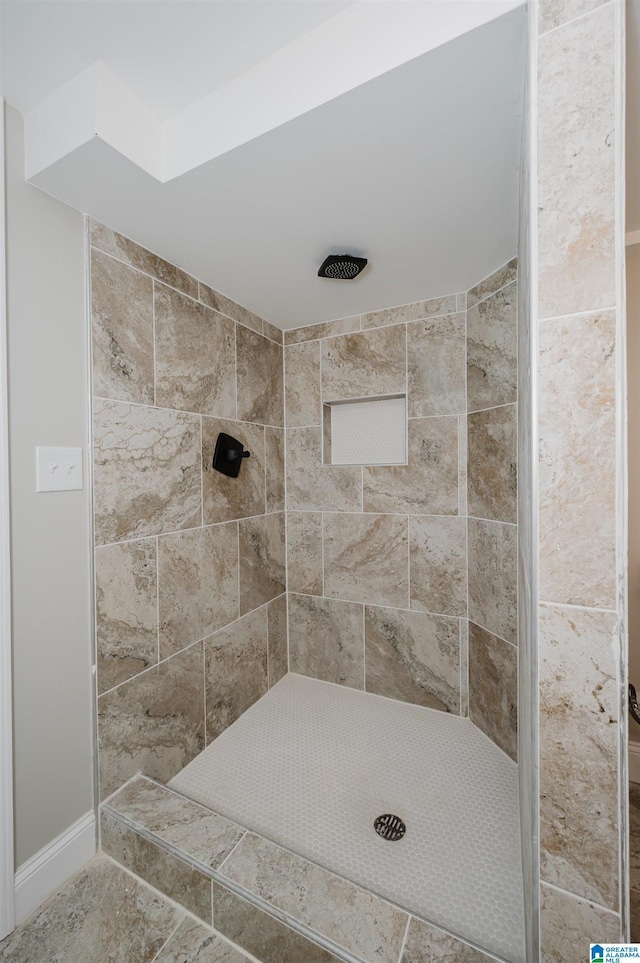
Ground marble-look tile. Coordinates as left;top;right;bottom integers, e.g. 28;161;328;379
539;883;620;963
467;404;517;524
91;249;154;405
96;538;158;694
284;341;321;427
537;4;616;319
239;513;286;614
365;606;459;712
205;607;269;742
98;642;205;799
458;414;467;516
262;319;283;345
202;417;265;523
285;427;361;512
409;515;467;617
467;282;517;412
286;511;323;595
632;888;640;943
212;884;342;963
407;314;466;417
198;282;263;335
459;618;469;717
539;0;608;34
0;856;182;963
467;517;517;644
468;621;517;761
284;315;360;345
362;294;458;329
323;512;408;608
155;284;236;418
467;259;517;308
91;221;198;298
219;833;408;963
265;427;284;512
236;325;283;427
539;312;616;607
288;593;364;688
154;917;250;963
321;325;406;401
268;594;288;687
105;776;244;869
630;782;640;892
101;812;212;922
158;524;239;658
539;603;619;909
93;400;201;544
364;416;458;515
401;916;494;962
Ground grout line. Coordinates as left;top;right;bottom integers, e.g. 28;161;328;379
538;599;617;616
287;589;461;622
156;535;160;667
214;830;248;874
96;512;284;551
200;416;204;527
537;0;613;39
467;617;517;650
203;633;208;748
396;916;411;963
148;915;184;963
93;394;284;431
539;878;620;917
466;401;518;417
538;302;617;324
236;521;241;624
467;276;518;311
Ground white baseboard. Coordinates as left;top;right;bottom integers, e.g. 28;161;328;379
14;810;96;925
630;741;640;785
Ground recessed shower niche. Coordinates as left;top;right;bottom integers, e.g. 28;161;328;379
322;395;408;466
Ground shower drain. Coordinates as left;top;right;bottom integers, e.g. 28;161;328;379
374;814;406;841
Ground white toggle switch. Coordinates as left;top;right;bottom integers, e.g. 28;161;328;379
36;447;83;492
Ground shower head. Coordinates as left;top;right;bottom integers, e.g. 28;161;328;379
318;254;368;280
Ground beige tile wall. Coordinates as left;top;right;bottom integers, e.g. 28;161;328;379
91;222;285;800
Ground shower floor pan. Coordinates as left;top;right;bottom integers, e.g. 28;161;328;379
170;673;525;963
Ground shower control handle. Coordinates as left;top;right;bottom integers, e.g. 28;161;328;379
227;449;250;462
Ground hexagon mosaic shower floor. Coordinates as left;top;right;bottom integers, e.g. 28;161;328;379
170;673;525;963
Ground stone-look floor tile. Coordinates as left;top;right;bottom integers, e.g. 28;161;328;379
202;417;265;523
401;916;494;962
538;0;608;34
467;404;517;524
321;325;406;401
362;294;458;329
284;315;360;345
158;524;239;658
105;776;244;869
198;282;263;335
91;221;198;298
365;606;460;713
286;511;323;595
467;282;517;413
539;312;616;608
205;607;269;742
364;417;458;515
101;812;212;923
407;314;465;417
155;284;236;418
467;259;517;309
323;512;408;608
539;603;619;909
632;888;640;943
410;515;467;617
630;782;640;891
239;513;286;614
236;325;283;427
268;594;288;687
91;248;154;405
212;884;342;963
93;400;201;544
284;341;321;427
537;4;615;320
96;538;158;694
219;833;408;963
468;621;517;761
98;642;205;799
285;427;362;512
467;517;517;644
155;917;251;963
262;320;283;345
0;856;182;963
539;883;620;963
265;427;284;512
288;593;364;688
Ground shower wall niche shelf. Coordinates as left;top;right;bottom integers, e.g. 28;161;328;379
322;394;407;466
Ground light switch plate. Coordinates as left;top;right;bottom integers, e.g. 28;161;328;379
36;447;83;492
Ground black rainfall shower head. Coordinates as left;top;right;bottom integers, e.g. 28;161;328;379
318;254;368;280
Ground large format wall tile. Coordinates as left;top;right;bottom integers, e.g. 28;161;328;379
263;320;283;345
407;314;466;417
286;512;323;596
323;513;408;608
91;249;154;405
202;417;265;524
265;427;284;513
539;311;616;608
286;427;361;512
91;221;198;299
321;326;406;400
365;606;460;712
158;523;239;658
539;883;620;963
467;282;517;412
239;513;286;614
154;284;236;418
285;341;321;427
236;325;283;427
98;642;205;799
284;315;360;345
364;416;458;515
409;515;467;617
539;603;619;909
205;607;269;742
467;404;517;524
362;294;458;329
267;594;288;686
93;399;201;544
96;538;158;693
401;916;495;962
467;517;517;644
538;0;608;35
467;259;517;309
199;281;263;334
468;621;517;761
288;594;364;687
